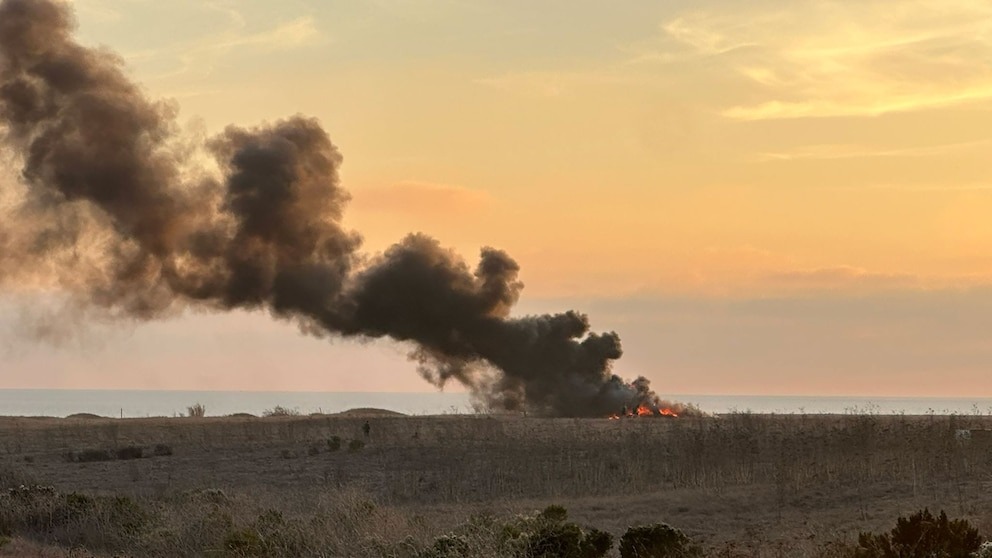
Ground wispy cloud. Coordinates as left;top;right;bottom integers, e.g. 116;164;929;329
753;139;992;162
766;266;921;290
72;0;124;23
655;0;992;120
125;8;320;81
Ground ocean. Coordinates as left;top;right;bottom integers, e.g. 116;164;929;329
1;390;991;418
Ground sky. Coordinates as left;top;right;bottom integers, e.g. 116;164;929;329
2;0;992;397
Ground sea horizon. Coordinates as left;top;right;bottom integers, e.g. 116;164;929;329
2;388;992;418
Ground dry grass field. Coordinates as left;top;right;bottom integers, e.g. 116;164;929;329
2;410;992;556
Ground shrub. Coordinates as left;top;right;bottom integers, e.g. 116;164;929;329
512;506;613;558
308;444;321;456
348;439;365;452
186;402;206;418
116;446;144;460
421;534;471;558
855;508;982;558
327;436;342;451
619;524;702;558
262;406;300;417
152;444;173;457
581;529;615;558
539;505;569;523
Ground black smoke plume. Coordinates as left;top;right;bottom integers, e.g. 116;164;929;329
0;0;676;417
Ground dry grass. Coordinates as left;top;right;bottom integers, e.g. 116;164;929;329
1;411;991;556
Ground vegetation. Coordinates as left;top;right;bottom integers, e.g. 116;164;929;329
186;402;207;418
855;508;982;558
1;412;992;556
262;406;301;417
619;524;701;558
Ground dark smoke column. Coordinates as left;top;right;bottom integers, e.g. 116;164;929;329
0;0;663;417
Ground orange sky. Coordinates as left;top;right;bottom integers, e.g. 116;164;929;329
3;0;992;397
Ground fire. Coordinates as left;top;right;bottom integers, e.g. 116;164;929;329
607;405;679;419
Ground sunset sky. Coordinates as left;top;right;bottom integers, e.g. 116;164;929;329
3;0;992;397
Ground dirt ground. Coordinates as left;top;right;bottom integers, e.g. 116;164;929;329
2;411;992;555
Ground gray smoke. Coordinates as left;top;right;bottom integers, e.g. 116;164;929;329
0;0;673;417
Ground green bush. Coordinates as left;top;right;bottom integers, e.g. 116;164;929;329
619;524;701;558
855;508;982;558
348;439;365;452
327;436;342;451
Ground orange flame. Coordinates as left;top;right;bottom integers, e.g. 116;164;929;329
607;405;679;419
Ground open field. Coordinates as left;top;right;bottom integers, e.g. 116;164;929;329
2;411;992;556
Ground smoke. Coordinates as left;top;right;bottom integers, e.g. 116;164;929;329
0;0;670;417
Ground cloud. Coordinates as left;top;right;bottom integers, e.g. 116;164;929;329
71;0;124;23
125;11;320;81
656;0;992;119
752;139;992;162
765;266;921;290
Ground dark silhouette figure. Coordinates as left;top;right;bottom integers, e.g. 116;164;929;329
362;421;370;439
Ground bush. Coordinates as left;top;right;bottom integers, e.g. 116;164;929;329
262;406;300;417
186;402;206;418
421;534;471;558
116;446;144;460
619;524;702;558
855;508;982;558
513;505;613;558
152;444;173;457
582;529;615;558
327;436;342;451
